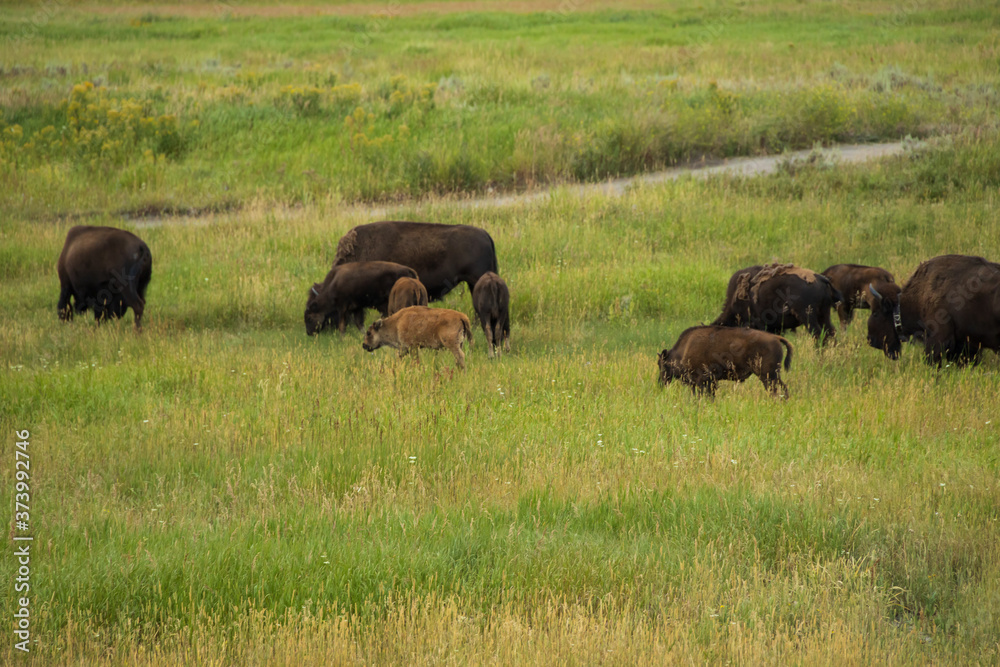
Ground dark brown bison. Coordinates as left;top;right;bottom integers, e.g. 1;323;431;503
658;325;793;398
362;306;473;370
57;225;152;331
388;277;429;315
334;221;498;301
821;263;895;327
305;261;417;335
866;254;1000;365
711;263;842;344
472;272;510;358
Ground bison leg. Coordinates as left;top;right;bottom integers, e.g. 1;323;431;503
818;309;837;345
493;321;507;356
761;372;789;399
691;375;717;398
835;301;853;328
399;347;420;364
483;317;495;358
336;311;348;333
58;284;74;321
451;343;466;370
352;309;365;331
92;292;111;324
121;283;146;331
804;310;836;346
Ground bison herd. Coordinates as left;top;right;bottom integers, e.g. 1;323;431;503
56;223;1000;395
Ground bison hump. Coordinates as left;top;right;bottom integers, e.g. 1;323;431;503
334;228;358;264
734;273;752;301
749;263;817;302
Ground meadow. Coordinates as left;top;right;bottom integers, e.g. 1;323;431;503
2;1;1000;664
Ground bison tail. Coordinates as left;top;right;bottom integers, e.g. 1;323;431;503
463;315;473;347
818;274;845;305
779;336;794;371
488;234;499;275
710;310;732;327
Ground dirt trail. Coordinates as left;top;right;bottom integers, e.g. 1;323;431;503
355;141;908;218
133;141;907;228
462;141;906;211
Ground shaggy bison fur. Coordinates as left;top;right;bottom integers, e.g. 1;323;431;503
712;263;842;344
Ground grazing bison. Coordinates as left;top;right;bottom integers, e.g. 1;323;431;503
866;254;1000;365
334;221;498;301
57;225;152;331
362;306;473;370
658;325;793;398
712;263;842;344
821;263;895;327
388;277;429;315
305;261;417;335
472;272;510;357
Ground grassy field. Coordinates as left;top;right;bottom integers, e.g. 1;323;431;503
2;0;999;216
3;1;1000;664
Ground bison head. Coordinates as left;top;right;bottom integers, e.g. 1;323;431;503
866;282;904;360
657;349;679;385
362;319;384;352
304;284;326;336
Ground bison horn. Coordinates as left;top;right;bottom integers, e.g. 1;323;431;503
868;283;882;301
311;286;319;297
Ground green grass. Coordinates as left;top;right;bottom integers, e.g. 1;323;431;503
1;1;999;217
3;1;1000;663
3;130;1000;663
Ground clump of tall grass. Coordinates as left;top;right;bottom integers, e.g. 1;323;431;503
0;81;188;172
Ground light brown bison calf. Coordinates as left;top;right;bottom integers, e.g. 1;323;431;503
658;325;793;398
362;306;473;369
387;277;429;315
472;271;510;357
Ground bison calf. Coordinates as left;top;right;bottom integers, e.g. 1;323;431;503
388;277;429;315
362;306;473;369
57;225;152;331
472;272;510;357
658;325;793;398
